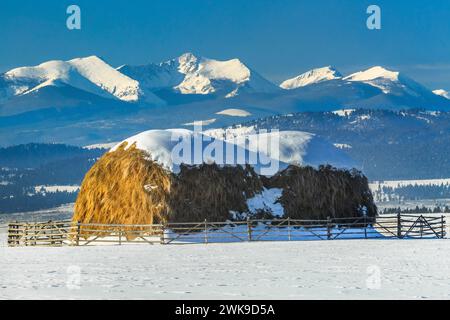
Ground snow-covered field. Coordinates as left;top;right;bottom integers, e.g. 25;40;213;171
1;234;450;299
1;203;450;299
0;203;73;225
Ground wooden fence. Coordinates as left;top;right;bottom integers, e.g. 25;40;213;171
6;214;446;247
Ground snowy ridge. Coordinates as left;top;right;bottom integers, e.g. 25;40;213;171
119;52;279;98
344;66;400;82
2;56;164;105
280;66;342;89
343;66;429;96
205;126;357;169
344;66;401;94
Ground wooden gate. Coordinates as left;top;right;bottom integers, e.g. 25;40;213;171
7;220;76;247
399;214;446;239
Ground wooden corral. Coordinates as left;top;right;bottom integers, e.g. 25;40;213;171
7;214;446;247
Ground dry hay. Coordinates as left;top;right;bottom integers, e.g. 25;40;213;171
169;163;264;223
266;165;377;221
73;142;171;238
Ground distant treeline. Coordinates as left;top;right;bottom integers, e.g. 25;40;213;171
379;184;450;201
0;143;104;169
0;191;77;214
382;206;450;214
0;143;106;214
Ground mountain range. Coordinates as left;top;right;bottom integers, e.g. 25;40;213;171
1;52;450;146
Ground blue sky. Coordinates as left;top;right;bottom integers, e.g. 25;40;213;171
1;0;450;89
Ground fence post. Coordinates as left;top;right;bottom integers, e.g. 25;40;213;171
442;215;445;239
247;217;252;241
420;216;424;239
204;219;208;244
76;221;80;246
397;213;402;239
327;216;331;240
288;217;291;241
7;222;18;247
24;223;29;246
119;227;122;245
364;215;367;239
160;223;166;245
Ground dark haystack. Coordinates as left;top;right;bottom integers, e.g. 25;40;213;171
169;163;264;222
265;165;377;220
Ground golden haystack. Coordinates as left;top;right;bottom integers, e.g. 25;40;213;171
73;142;171;236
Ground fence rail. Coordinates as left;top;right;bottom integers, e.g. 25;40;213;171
6;214;446;247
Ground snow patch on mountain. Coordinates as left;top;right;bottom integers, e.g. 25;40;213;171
216;108;251;117
280;66;342;89
183;118;217;126
334;143;352;149
433;89;450;99
84;142;119;150
332;109;356;117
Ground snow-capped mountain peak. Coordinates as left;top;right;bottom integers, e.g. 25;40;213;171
343;66;423;95
2;56;164;105
175;55;253;95
344;66;399;82
433;89;450;99
119;53;279;98
280;66;342;89
177;52;199;74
